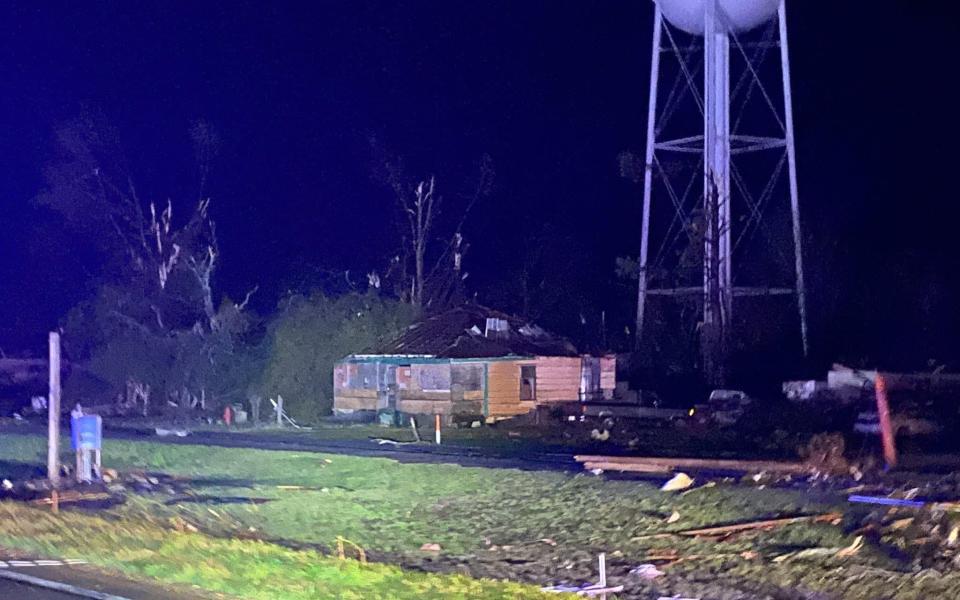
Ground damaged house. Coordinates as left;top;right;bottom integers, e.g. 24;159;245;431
333;306;615;420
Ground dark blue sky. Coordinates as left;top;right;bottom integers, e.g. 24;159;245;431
1;2;959;366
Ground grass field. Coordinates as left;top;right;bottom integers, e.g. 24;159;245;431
1;432;959;599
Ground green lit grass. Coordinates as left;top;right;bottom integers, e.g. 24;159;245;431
0;502;554;599
3;432;960;599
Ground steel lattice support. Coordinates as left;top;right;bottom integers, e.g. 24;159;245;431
635;0;808;382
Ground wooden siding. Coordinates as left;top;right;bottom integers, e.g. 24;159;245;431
534;356;582;404
334;355;592;418
333;389;378;411
486;360;525;417
398;398;482;416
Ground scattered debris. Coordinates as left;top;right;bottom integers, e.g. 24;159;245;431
336;536;367;564
372;438;417;446
666;511;681;524
154;428;189;437
628;563;664;579
631;513;843;541
836;535;865;558
419;543;442;552
849;494;925;508
589;429;610;442
539;538;557;546
661;472;694;492
575;454;830;476
30;491;111;506
543;553;624;597
772;535;863;563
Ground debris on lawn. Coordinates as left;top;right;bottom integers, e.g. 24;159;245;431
676;513;842;538
771;535;864;563
0;467;232;511
660;472;693;492
634;513;842;541
589;429;610;442
29;491;112;506
372;437;419;446
542;553;624;597
154;428;189;437
575;454;840;477
336;536;368;563
849;494;927;508
628;563;664;579
419;543;442;552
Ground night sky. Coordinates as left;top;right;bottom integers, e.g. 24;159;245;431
1;2;959;369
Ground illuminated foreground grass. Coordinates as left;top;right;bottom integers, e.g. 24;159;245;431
5;433;960;599
0;502;556;600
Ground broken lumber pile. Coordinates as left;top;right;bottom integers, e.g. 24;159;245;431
575;455;818;475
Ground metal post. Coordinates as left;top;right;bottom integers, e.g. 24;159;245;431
47;332;61;486
717;17;732;338
635;6;663;349
778;0;810;356
702;0;731;385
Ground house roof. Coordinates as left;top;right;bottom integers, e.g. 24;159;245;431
373;305;579;359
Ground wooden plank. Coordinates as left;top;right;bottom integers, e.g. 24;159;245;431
574;455;814;474
397;399;454;415
583;461;669;473
335;389;378;399
333;396;377;411
398;391;450;401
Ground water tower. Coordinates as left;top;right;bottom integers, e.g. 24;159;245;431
635;0;807;384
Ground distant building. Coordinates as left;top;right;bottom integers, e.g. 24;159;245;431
333;305;615;420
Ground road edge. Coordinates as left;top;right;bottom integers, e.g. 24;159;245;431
0;568;131;600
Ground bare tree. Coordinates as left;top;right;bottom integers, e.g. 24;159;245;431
38;113;234;333
41;112;257;414
399;177;438;308
372;140;494;309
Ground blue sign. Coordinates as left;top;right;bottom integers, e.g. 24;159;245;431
70;415;102;451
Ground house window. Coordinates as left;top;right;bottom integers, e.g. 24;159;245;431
348;363;378;390
418;364;451;391
451;364;483;392
520;366;536;401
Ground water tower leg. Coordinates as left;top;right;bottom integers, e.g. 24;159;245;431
635;7;663;349
703;0;731;385
778;0;810;356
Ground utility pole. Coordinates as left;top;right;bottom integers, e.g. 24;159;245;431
47;332;61;486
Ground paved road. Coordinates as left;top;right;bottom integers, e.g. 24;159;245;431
107;425;582;471
3;423;582;472
0;578;79;599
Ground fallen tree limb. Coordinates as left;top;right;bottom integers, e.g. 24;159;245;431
675;513;843;538
633;513;842;541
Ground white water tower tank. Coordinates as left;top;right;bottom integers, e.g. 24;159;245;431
655;0;781;35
